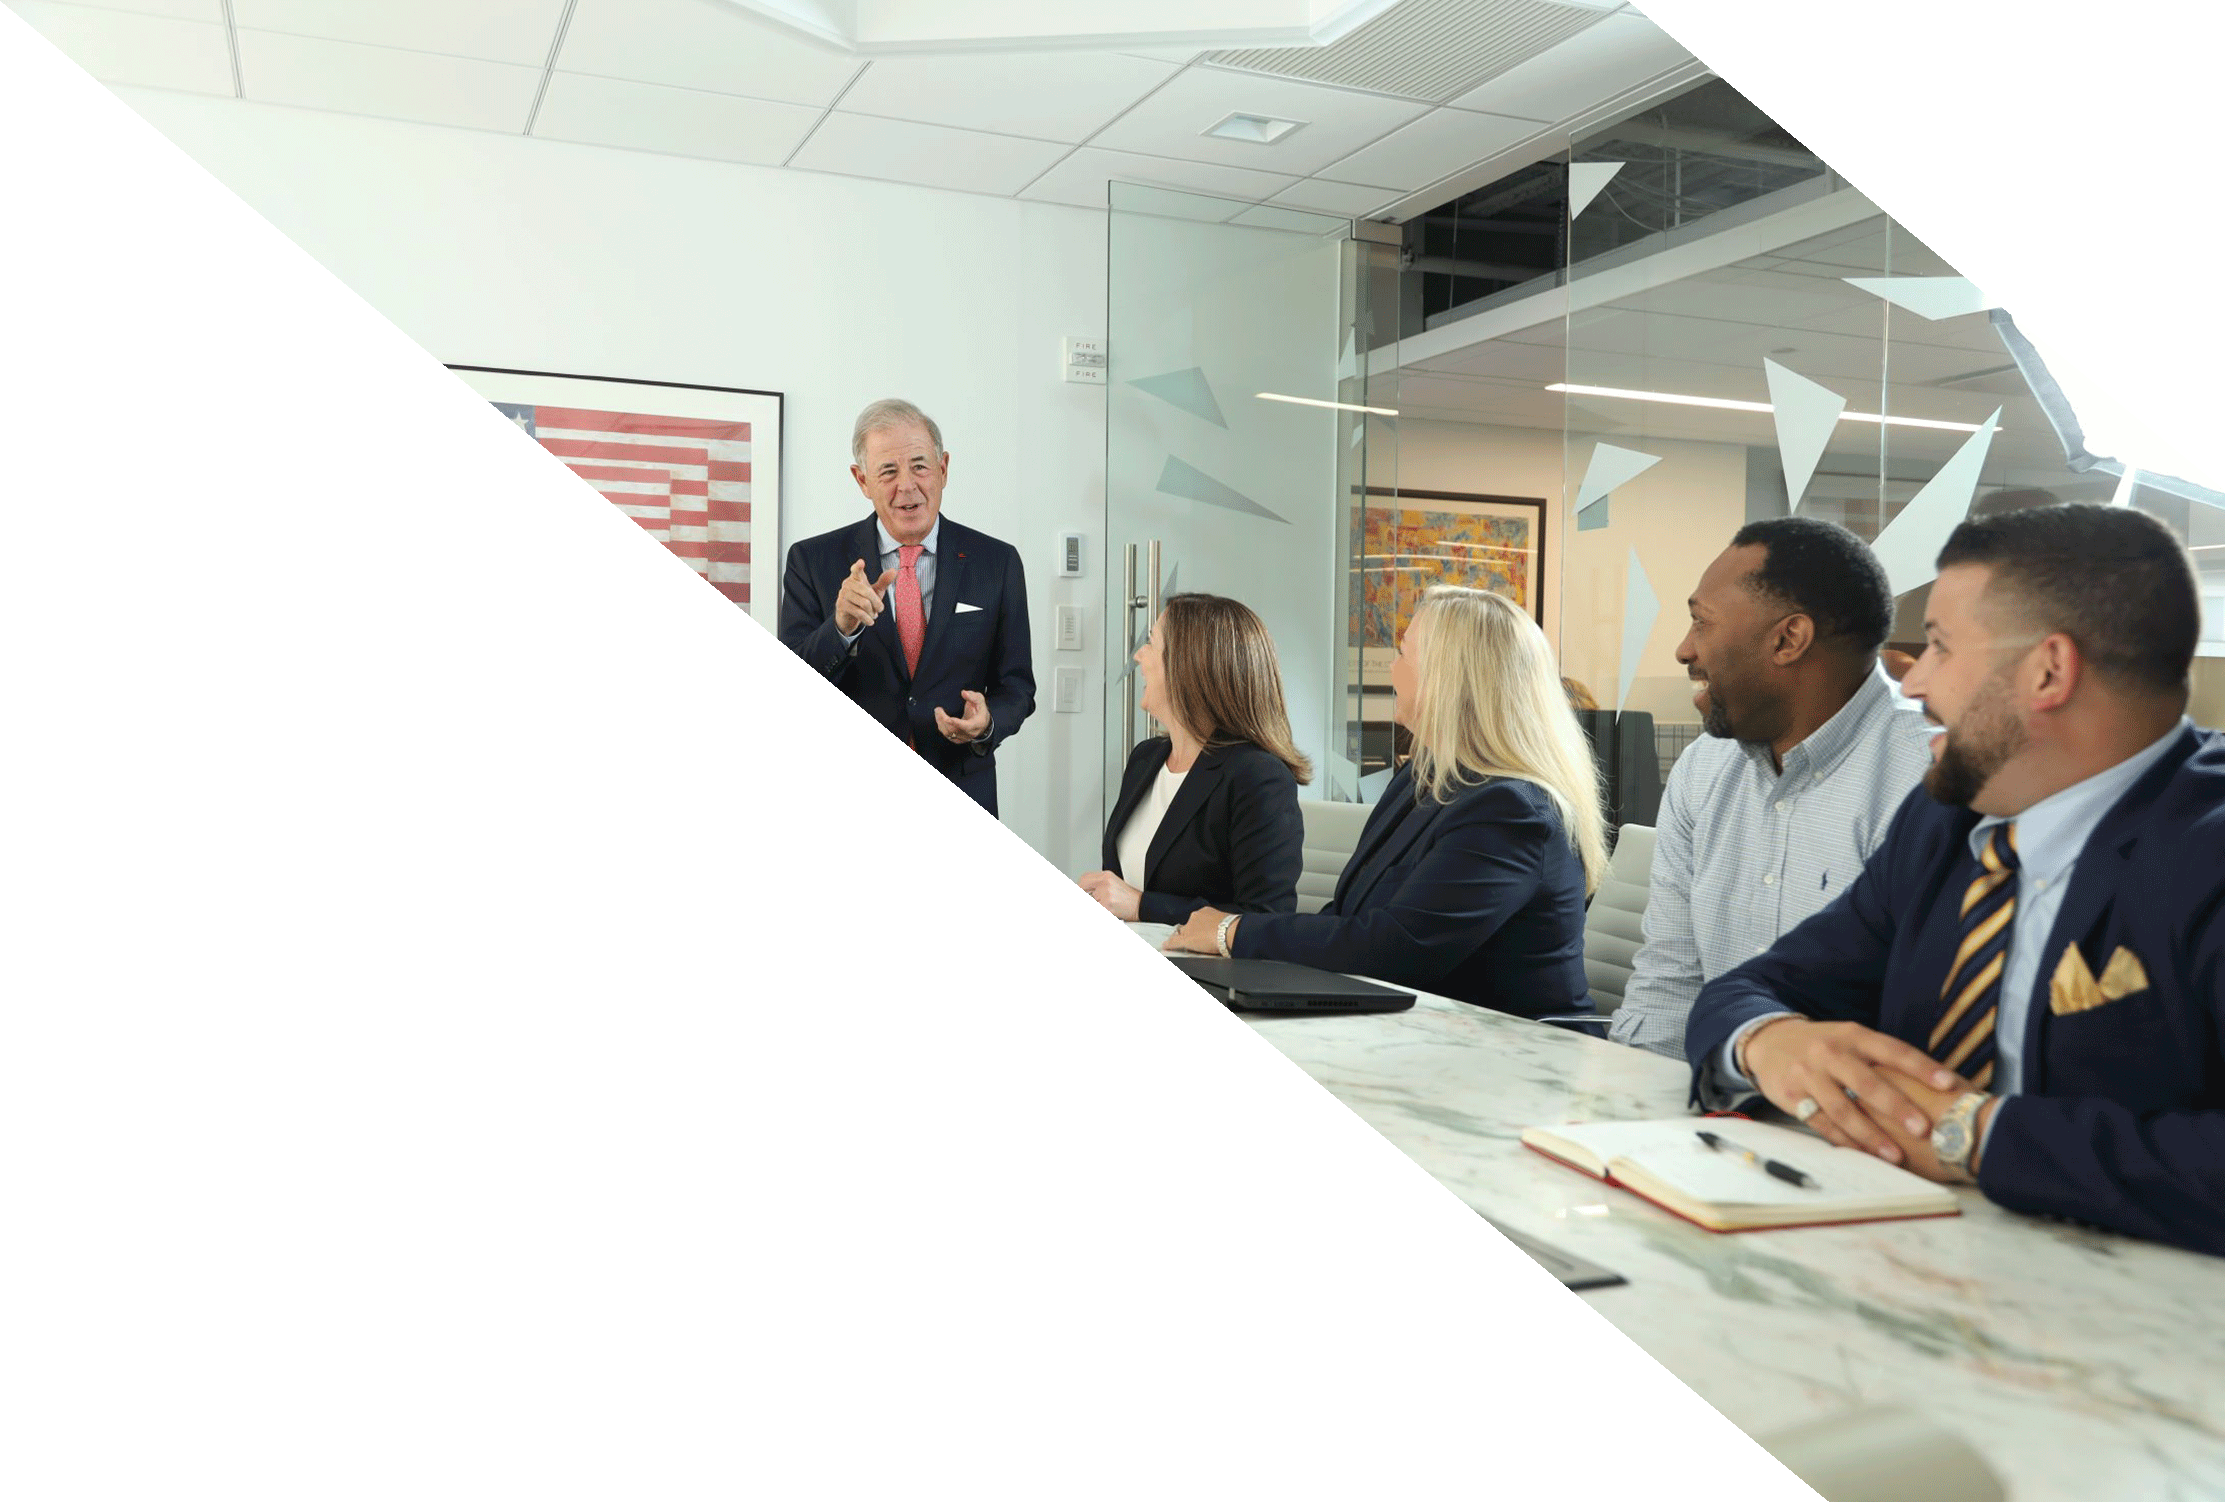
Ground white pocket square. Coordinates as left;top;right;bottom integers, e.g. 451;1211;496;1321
955;602;983;614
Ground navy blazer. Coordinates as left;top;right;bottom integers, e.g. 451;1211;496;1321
1686;724;2225;1256
778;515;1034;815
1102;738;1303;925
1232;766;1591;1019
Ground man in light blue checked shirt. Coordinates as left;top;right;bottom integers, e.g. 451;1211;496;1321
1610;518;1934;1059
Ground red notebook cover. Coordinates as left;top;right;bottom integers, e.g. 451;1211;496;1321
1520;1135;1963;1235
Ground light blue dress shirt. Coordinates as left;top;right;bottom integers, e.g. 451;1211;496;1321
838;517;938;646
1713;718;2191;1113
1613;664;1935;1058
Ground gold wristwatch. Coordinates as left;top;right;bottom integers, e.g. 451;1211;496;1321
1929;1091;1991;1180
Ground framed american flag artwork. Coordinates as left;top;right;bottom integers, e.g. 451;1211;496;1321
449;365;783;632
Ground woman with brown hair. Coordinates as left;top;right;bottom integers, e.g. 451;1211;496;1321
1166;586;1607;1019
1078;594;1309;925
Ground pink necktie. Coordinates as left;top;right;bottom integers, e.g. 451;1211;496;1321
895;543;925;676
894;540;921;752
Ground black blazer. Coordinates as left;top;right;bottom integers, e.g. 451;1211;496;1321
1102;738;1303;925
1233;766;1591;1019
778;515;1034;816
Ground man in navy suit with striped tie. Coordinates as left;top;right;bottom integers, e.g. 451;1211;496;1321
1686;504;2225;1256
778;399;1034;817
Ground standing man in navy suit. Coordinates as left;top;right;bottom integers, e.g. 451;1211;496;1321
778;399;1034;816
1686;504;2225;1255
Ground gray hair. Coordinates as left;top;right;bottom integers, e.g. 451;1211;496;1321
850;398;944;464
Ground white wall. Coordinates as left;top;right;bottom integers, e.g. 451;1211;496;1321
120;89;1110;875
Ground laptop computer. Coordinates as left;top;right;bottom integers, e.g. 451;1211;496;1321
1480;1218;1628;1291
1168;956;1415;1015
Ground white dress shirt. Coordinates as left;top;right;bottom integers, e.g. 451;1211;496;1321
1612;664;1936;1058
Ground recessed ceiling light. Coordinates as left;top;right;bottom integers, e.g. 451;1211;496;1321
1206;112;1305;145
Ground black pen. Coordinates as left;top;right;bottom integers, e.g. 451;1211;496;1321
1696;1129;1819;1189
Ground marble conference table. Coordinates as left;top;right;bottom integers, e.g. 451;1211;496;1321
1131;925;2225;1502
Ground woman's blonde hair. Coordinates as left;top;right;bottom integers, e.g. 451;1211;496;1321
1158;594;1311;784
1402;587;1608;894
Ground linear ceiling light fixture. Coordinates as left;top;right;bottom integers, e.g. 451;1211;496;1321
1206;111;1306;144
1547;382;1994;434
1257;392;1398;416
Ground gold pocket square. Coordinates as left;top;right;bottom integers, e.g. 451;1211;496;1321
2050;945;2149;1015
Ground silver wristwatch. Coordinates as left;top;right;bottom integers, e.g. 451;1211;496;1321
1929;1091;1991;1180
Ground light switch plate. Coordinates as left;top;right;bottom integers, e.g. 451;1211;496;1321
1054;666;1083;713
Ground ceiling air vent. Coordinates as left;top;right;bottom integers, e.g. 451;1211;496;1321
1204;0;1606;105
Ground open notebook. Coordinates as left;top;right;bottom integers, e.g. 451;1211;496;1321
1521;1118;1961;1232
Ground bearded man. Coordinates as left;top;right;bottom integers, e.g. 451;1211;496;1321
1610;518;1933;1058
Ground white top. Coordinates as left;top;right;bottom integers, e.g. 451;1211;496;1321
1116;763;1189;889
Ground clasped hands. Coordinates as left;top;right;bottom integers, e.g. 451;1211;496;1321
833;558;989;744
1740;1016;1998;1182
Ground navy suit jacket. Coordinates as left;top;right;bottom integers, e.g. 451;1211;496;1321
1102;738;1303;926
1232;767;1591;1019
778;515;1034;815
1686;725;2225;1256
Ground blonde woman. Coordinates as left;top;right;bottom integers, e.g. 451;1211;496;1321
1167;586;1609;1019
1079;594;1308;924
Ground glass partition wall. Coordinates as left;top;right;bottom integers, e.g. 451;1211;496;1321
1103;184;1390;818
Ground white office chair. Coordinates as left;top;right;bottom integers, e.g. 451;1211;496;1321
1581;823;1656;1018
1296;799;1372;914
1536;823;1655;1031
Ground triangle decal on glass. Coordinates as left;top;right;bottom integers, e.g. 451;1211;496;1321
1870;410;2003;595
1569;162;1625;221
1842;276;1992;321
1616;549;1660;714
1763;358;1847;511
1128;367;1228;428
1576;442;1661;530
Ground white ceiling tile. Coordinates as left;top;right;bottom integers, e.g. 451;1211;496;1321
15;0;221;19
792;112;1073;196
1447;13;1691;120
1318;106;1539;191
6;2;232;93
1088;67;1429;178
238;29;540;130
1269;178;1397;216
533;71;822;166
231;0;568;68
1018;146;1298;214
556;0;859;107
838;51;1175;143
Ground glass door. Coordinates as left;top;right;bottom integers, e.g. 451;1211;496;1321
1103;183;1388;819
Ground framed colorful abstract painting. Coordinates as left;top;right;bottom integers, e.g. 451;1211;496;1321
448;366;783;633
1352;487;1546;675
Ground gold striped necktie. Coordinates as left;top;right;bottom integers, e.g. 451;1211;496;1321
1929;822;2019;1089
